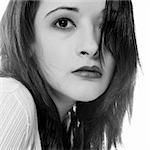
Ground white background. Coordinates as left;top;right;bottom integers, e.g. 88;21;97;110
0;0;150;149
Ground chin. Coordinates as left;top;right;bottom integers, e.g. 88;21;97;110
68;87;105;102
76;92;102;102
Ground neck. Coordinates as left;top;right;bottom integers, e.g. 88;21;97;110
55;100;75;122
49;88;76;122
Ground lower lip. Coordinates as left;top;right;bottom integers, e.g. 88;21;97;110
73;71;102;79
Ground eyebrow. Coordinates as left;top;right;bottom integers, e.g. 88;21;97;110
45;7;79;17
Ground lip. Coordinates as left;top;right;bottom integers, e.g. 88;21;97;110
72;66;102;79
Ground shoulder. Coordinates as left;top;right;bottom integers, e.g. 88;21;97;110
0;77;37;125
0;77;40;149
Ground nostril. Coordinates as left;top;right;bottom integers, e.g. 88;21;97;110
94;50;99;57
80;51;89;55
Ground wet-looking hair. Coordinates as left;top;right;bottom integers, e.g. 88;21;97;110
0;0;139;149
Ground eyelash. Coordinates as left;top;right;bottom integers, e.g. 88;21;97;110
52;17;76;30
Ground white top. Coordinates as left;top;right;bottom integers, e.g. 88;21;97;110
0;77;42;150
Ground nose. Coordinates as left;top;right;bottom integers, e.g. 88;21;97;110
77;25;99;59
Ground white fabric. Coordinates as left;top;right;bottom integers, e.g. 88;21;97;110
0;77;41;150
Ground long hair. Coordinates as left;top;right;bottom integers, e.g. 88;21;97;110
0;0;139;150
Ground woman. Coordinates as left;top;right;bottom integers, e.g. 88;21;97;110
0;0;139;149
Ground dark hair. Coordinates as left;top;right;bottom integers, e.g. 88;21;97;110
0;0;139;150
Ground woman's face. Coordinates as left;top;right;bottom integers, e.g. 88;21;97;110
33;0;115;102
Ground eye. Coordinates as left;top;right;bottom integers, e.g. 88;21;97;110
53;18;76;30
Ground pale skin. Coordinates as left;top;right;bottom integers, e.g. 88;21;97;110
33;0;115;121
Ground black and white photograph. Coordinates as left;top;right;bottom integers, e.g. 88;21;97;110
0;0;149;150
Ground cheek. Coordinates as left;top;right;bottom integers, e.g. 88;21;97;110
38;34;76;67
102;54;115;88
37;40;67;70
35;37;76;87
106;55;115;77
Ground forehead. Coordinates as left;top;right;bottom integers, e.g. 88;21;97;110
39;0;106;16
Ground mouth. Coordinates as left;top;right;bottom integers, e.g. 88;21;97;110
72;66;102;79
